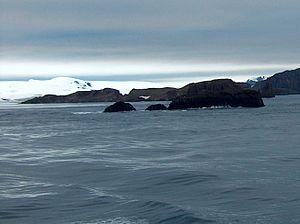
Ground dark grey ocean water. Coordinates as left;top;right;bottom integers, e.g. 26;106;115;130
0;95;300;224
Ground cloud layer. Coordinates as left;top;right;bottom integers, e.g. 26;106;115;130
1;0;300;80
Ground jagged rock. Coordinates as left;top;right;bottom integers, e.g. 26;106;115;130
145;104;167;111
104;102;136;113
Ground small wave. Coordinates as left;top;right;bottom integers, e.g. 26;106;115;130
202;105;230;110
247;197;275;202
147;172;219;187
0;211;28;220
136;200;214;223
72;111;102;115
279;157;300;163
70;217;148;224
2;192;57;199
219;187;256;195
0;174;56;199
27;132;60;139
83;186;124;200
2;133;22;137
55;184;125;202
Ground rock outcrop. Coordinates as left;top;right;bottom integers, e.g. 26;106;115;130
253;68;300;97
124;87;178;101
104;102;136;113
22;88;123;104
168;79;264;109
252;80;275;98
178;79;242;96
145;104;167;111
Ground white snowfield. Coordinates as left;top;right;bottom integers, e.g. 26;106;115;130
0;77;166;103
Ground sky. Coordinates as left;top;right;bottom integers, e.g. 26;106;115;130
0;0;300;83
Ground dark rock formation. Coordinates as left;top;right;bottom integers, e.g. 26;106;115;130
124;87;178;101
145;104;167;111
21;78;265;107
178;79;242;96
22;88;123;104
237;82;251;89
168;79;264;109
253;68;300;97
104;102;136;113
253;80;275;98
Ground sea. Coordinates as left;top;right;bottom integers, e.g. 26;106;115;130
0;95;300;224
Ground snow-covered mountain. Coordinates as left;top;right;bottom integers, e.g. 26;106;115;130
246;76;267;87
0;77;93;102
0;77;164;102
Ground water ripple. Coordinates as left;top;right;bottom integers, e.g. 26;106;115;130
0;174;56;199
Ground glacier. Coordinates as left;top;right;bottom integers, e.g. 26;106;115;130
0;77;165;103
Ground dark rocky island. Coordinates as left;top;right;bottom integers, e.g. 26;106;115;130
145;104;167;111
168;79;264;109
22;88;123;104
253;68;300;98
104;102;136;113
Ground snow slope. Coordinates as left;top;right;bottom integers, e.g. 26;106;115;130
0;77;165;102
0;77;93;102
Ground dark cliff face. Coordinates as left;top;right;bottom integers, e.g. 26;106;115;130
169;80;264;109
270;68;300;92
253;68;300;97
178;79;241;96
125;79;249;102
253;80;275;98
22;88;123;104
124;87;178;101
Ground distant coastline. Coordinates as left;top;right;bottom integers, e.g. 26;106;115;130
1;68;299;107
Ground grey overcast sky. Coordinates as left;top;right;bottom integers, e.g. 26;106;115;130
0;0;300;82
